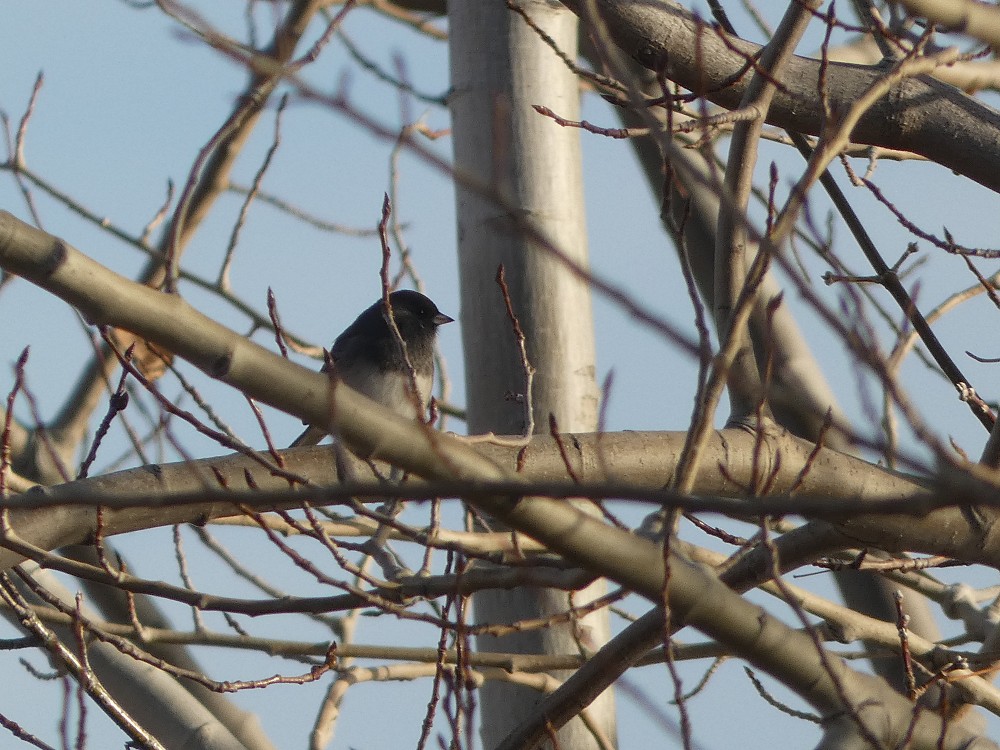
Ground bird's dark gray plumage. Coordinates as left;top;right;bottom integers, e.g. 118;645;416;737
291;290;452;447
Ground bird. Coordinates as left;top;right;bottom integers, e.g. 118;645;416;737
291;289;453;447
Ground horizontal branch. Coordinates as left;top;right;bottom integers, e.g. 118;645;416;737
4;427;1000;574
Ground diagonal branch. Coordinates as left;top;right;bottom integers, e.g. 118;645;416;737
3;208;1000;748
714;0;819;424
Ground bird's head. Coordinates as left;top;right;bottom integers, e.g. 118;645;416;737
384;290;454;337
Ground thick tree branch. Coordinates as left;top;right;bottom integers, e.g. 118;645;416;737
2;209;999;563
561;0;1000;192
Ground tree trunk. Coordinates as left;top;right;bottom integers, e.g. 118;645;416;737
448;1;615;747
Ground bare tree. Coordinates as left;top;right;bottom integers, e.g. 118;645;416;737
1;1;1000;749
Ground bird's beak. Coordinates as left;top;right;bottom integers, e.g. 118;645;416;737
434;313;455;326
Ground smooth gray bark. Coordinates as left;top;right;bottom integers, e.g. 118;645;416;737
447;1;614;747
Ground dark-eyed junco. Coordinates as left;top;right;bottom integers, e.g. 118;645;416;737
291;290;453;447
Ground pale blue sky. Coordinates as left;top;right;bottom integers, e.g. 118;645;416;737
2;2;999;748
